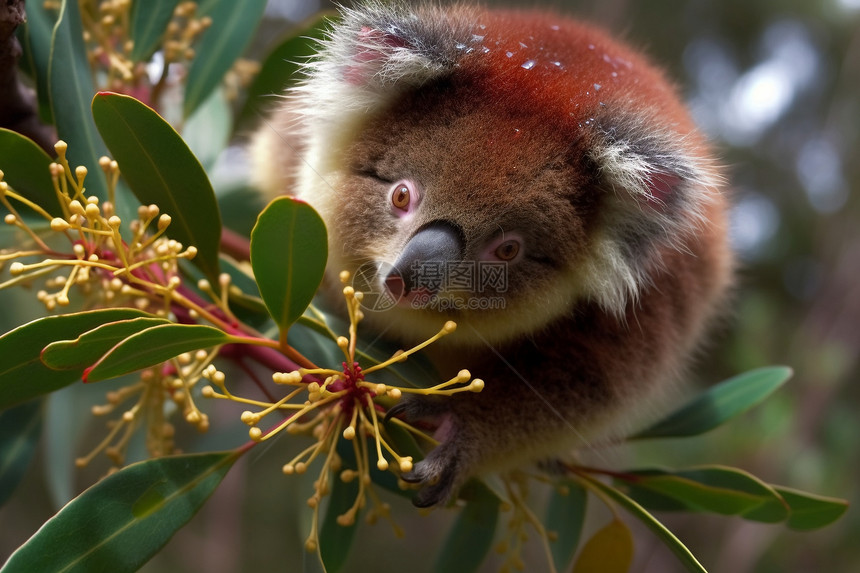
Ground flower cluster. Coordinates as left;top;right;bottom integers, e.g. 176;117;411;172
0;141;235;467
1;141;197;313
2;139;486;520
63;0;212;94
203;271;485;551
496;473;561;573
77;347;222;470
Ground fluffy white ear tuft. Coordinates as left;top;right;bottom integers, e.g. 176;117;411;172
286;2;481;196
580;114;722;314
296;2;478;106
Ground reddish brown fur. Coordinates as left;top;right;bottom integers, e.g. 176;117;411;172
467;11;693;134
256;3;732;507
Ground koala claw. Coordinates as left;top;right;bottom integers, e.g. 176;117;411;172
382;400;410;424
400;444;461;508
384;396;463;507
383;395;449;425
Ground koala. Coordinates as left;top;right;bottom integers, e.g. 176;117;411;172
253;1;733;507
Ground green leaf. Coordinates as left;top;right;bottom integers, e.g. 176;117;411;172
92;92;223;282
546;480;587;572
83;323;234;382
773;486;849;531
623;466;788;522
632;366;793;439
44;383;104;506
48;0;109;202
332;431;411;502
238;13;335;127
286;320;344;370
572;518;633;573
0;309;152;409
183;87;230;171
0;129;61;216
355;335;442;390
434;481;500;573
319;461;360;572
215;184;267;237
579;473;708;573
183;0;268;117
616;483;689;512
0;451;238;573
0;400;42;507
129;0;181;62
41;317;172;370
382;419;425;465
250;197;327;335
17;2;56;124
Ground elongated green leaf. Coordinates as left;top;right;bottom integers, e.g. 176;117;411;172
305;550;327;573
237;13;334;127
92;92;222;282
546;480;587;572
84;323;234;382
331;431;410;503
434;482;500;573
250;197;327;335
183;0;268;117
182;87;230;170
44;383;106;506
382;419;425;464
0;129;61;216
621;482;688;512
48;0;109;202
0;451;238;573
633;366;793;439
0;309;152;409
17;2;56;124
286;319;344;370
129;0;181;62
572;519;633;573
0;400;42;507
579;473;708;573
623;466;788;521
355;332;441;390
215;184;267;237
319;460;360;572
41;317;172;370
774;486;849;531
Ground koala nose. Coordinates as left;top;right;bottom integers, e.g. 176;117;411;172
384;221;464;297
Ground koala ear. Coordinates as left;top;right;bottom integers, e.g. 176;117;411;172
332;2;479;88
578;114;720;313
344;25;414;85
591;112;716;242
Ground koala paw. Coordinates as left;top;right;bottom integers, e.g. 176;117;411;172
400;442;462;508
384;396;465;507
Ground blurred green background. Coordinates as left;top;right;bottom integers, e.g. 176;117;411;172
1;0;858;571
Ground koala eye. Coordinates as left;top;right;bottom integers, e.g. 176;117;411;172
390;180;418;215
494;239;521;261
481;232;524;263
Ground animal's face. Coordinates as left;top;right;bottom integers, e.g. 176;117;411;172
250;2;732;510
286;4;717;346
324;80;600;345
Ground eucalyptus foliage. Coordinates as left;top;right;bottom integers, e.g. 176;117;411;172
0;3;847;572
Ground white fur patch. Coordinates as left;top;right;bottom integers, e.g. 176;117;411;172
584;116;724;315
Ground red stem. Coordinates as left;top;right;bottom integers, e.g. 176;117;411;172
220;227;251;262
